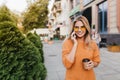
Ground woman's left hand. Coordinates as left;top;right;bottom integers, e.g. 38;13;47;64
87;60;94;70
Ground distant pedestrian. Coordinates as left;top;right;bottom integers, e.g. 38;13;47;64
62;16;101;80
48;28;54;41
91;27;101;47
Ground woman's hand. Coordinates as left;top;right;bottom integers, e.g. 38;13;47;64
86;60;95;70
71;32;77;45
66;32;78;63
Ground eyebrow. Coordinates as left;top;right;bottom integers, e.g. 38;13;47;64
74;26;84;27
74;26;79;27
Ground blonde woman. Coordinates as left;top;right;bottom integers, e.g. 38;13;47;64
62;16;101;80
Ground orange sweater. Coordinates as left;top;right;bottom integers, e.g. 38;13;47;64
62;39;100;80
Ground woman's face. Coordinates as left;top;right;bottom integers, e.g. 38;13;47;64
74;21;86;38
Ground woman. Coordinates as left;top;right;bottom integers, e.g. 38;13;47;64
62;16;100;80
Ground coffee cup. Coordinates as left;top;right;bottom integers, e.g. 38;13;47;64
82;58;90;70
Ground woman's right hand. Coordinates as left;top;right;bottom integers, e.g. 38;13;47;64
71;32;78;45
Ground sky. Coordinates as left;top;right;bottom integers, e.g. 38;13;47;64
0;0;53;14
0;0;27;13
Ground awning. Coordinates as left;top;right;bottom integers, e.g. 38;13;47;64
69;5;80;17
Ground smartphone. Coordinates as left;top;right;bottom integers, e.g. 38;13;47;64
74;32;78;38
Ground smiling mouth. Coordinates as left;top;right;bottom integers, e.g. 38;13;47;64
76;31;83;35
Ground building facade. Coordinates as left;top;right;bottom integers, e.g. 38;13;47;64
68;0;120;44
48;0;70;40
48;0;120;43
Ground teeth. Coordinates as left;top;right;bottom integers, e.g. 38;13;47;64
78;31;82;34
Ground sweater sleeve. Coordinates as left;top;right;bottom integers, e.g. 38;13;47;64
62;40;74;69
92;41;101;63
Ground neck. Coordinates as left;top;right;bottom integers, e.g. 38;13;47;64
77;37;85;42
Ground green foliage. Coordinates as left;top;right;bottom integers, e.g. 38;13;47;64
26;32;44;62
0;13;14;22
0;5;11;15
0;5;18;24
23;0;48;33
0;21;47;80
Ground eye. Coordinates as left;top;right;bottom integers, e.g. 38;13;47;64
81;28;86;31
74;27;79;31
80;26;86;31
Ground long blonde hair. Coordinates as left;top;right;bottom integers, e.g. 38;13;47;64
68;15;92;46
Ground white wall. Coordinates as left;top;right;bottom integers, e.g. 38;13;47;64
31;28;49;35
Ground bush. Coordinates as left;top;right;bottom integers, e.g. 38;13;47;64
26;32;44;63
0;21;47;80
0;13;14;22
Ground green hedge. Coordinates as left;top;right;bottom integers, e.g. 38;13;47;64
0;21;46;80
26;32;44;63
0;13;14;23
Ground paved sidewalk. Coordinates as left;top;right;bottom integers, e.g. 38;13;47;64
95;48;120;80
43;40;120;80
43;41;65;80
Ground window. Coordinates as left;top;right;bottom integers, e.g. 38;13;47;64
70;0;73;9
98;1;108;33
83;0;94;6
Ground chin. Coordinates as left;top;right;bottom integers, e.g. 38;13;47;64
76;33;85;38
77;35;84;38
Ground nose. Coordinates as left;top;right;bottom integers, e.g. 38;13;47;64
78;28;83;32
77;29;83;34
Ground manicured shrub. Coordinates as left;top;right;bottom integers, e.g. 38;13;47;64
0;13;14;23
0;21;47;80
26;32;44;63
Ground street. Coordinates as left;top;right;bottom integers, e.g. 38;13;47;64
43;40;120;80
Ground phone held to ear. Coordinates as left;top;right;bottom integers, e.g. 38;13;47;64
73;32;78;39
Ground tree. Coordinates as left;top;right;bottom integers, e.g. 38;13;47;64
0;5;18;24
0;5;47;79
0;21;47;80
23;0;48;33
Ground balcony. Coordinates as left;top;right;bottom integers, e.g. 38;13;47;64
51;0;61;17
51;5;57;17
52;8;56;14
54;1;62;13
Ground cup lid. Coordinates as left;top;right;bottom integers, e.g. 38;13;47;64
82;58;90;62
